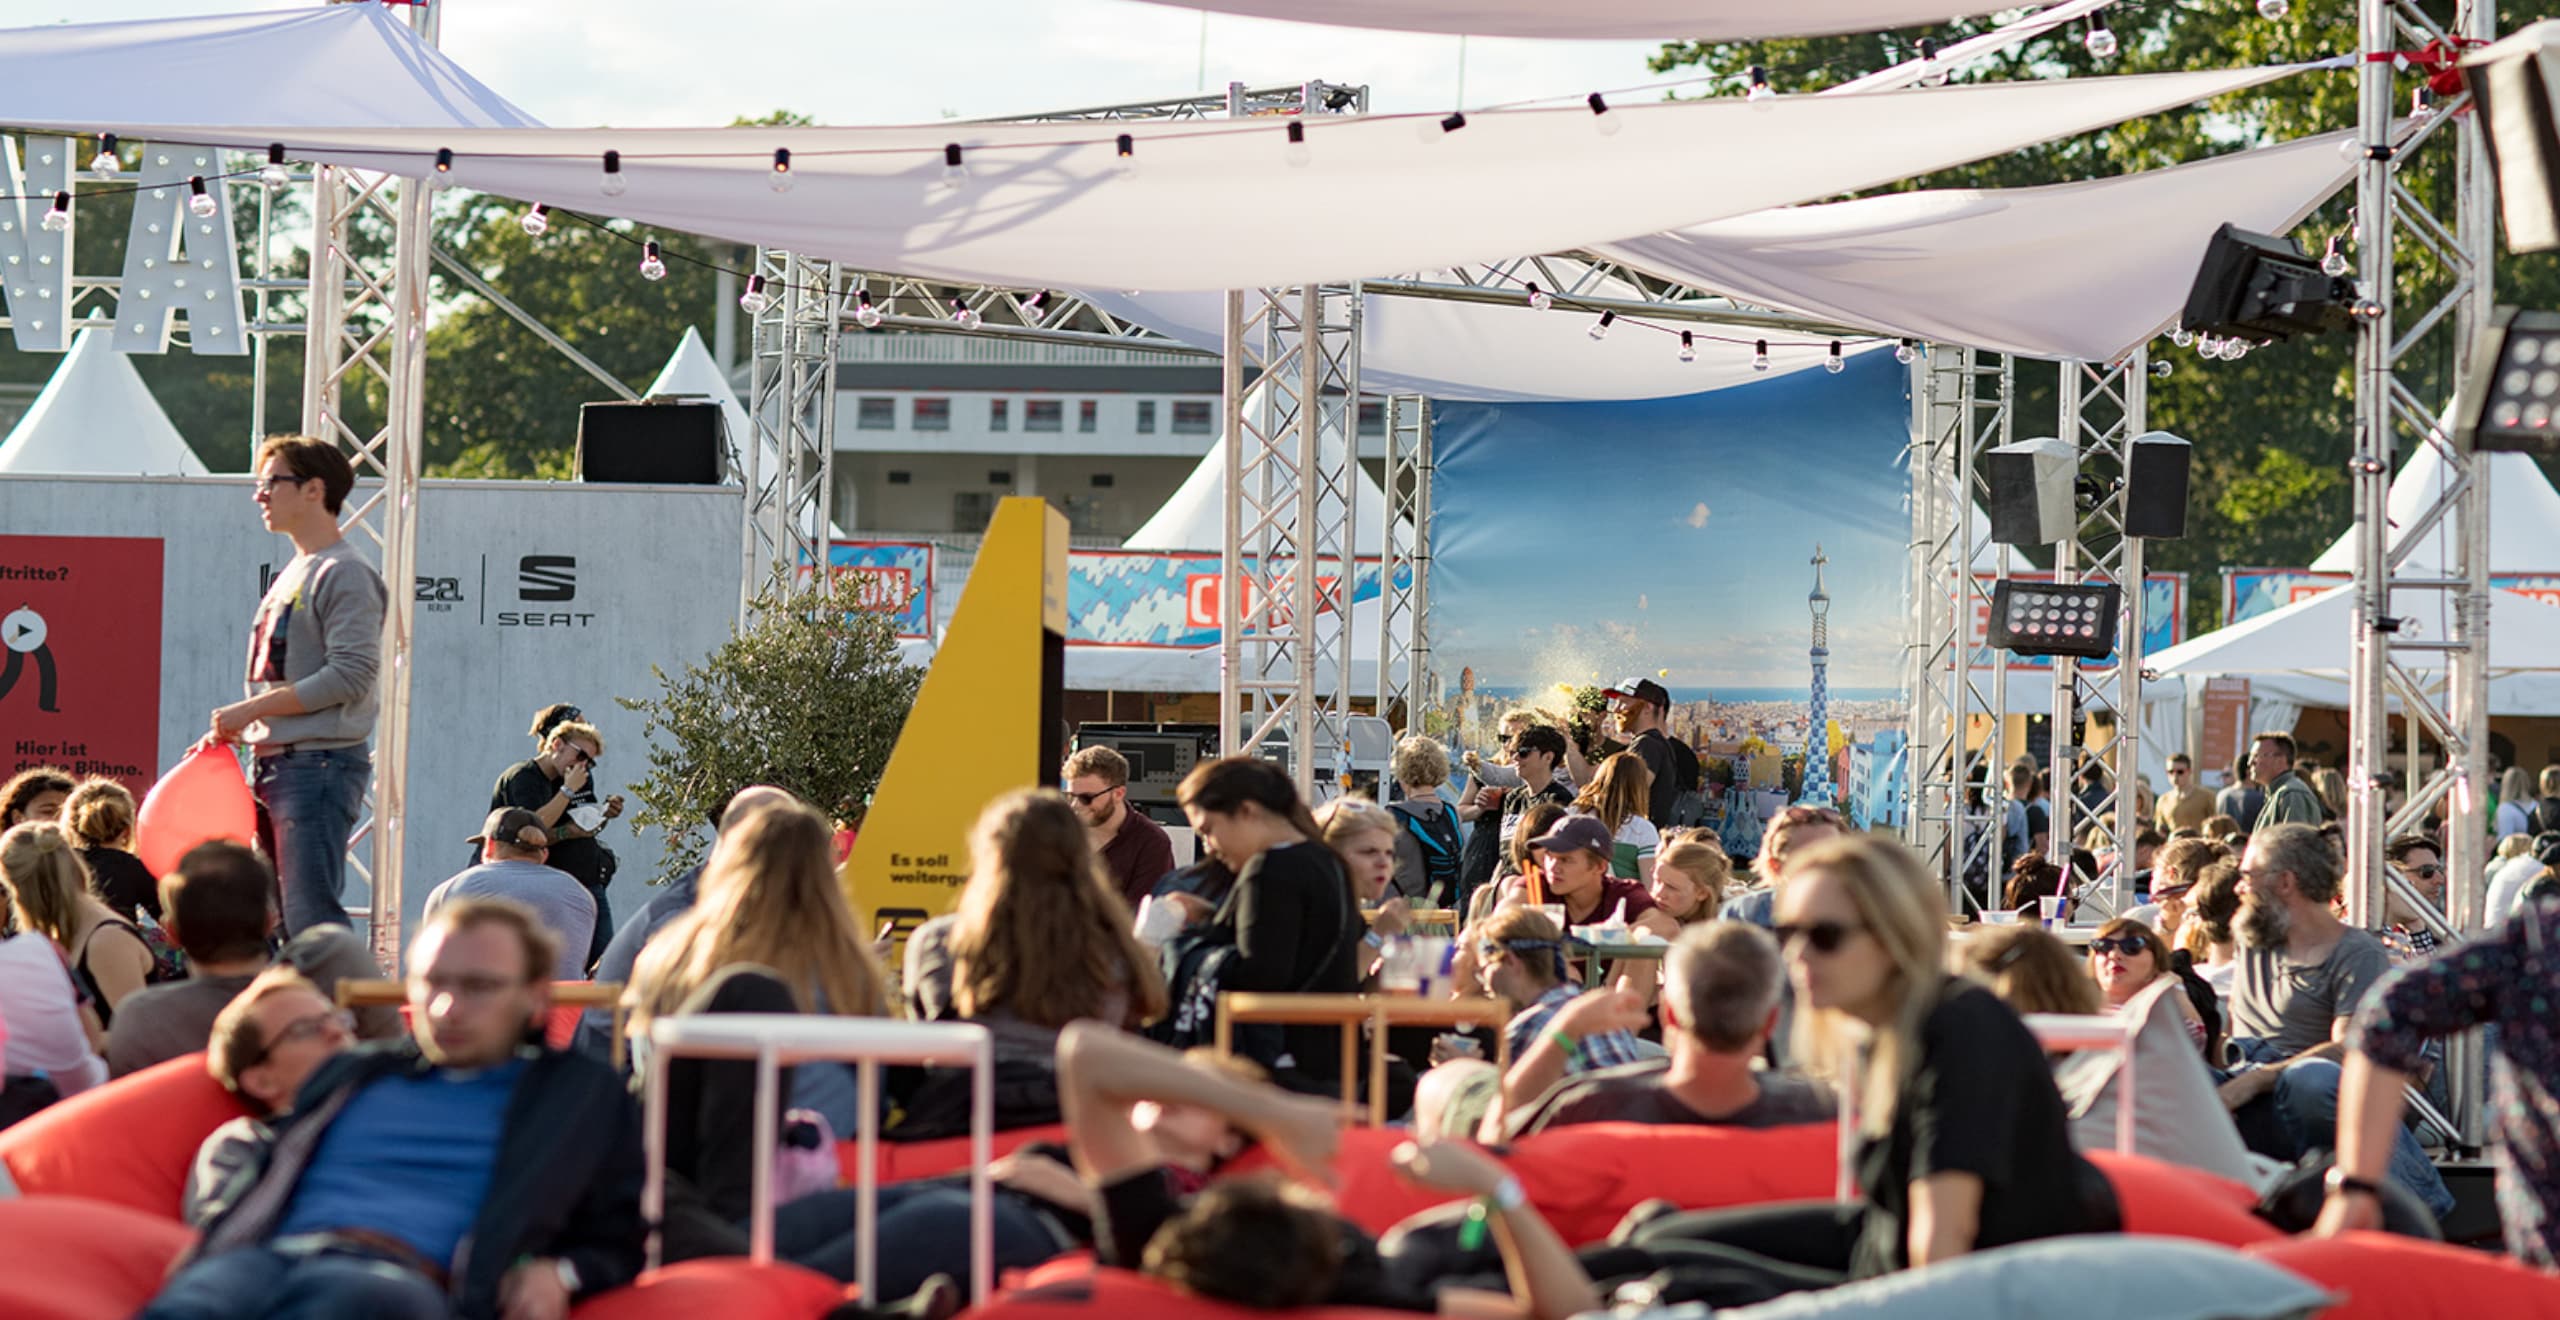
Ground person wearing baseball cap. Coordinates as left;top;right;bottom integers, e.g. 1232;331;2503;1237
1601;676;1684;828
1526;815;1679;941
421;807;595;982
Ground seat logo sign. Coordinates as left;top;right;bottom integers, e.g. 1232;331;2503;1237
500;555;593;628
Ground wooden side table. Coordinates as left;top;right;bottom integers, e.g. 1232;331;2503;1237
1215;992;1515;1124
335;978;629;1069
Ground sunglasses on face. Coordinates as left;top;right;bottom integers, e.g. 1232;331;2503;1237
2090;935;2150;957
1066;787;1118;807
2402;863;2444;879
1773;920;1862;954
254;473;313;494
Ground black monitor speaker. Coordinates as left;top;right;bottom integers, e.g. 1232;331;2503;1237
2124;430;2192;540
576;398;727;485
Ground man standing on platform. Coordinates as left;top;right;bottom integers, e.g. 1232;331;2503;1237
212;437;386;936
1065;745;1174;908
1603;676;1685;829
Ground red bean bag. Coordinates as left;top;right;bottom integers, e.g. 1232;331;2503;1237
0;1194;197;1319
961;1258;1416;1320
570;1258;847;1320
837;1124;1069;1186
2086;1149;2280;1247
1218;1124;1464;1235
2246;1232;2560;1319
0;1052;249;1220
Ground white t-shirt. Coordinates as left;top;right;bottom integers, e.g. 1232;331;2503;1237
2486;853;2547;928
1608;816;1660;879
0;934;106;1096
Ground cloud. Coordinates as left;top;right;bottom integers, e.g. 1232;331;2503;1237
1685;503;1711;529
1637;594;1649;611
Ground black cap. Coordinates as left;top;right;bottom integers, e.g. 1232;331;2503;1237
1602;676;1671;709
469;806;552;850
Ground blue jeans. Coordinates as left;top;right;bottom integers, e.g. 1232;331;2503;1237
2227;1036;2457;1219
253;747;370;936
765;1184;1069;1299
141;1246;445;1320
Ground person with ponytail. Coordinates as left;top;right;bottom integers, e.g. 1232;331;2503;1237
1174;757;1365;1090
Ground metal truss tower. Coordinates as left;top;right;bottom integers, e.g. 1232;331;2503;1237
298;0;438;963
1906;346;2014;911
742;249;840;614
1379;394;1433;736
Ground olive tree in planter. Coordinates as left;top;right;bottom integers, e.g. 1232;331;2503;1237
617;572;923;879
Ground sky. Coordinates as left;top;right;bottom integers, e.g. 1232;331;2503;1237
11;1;1671;125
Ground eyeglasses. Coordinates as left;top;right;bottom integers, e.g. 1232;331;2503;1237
254;473;312;494
2401;863;2445;879
1065;786;1119;807
1773;920;1863;954
2089;935;2151;956
251;1009;353;1066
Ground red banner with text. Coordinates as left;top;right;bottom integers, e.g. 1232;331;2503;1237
1;534;164;795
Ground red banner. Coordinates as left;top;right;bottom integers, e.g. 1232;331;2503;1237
1;535;163;795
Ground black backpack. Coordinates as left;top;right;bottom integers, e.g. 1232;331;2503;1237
1392;802;1464;905
1667;738;1707;827
2531;796;2560;838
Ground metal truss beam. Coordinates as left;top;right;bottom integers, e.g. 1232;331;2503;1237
743;249;840;612
2045;352;2149;921
1380;395;1432;735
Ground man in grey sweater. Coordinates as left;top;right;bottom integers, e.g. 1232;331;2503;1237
212;437;387;936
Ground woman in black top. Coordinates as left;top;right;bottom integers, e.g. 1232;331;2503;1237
1174;757;1366;1086
61;778;159;923
1623;835;2117;1302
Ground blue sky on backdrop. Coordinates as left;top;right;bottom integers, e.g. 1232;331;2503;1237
19;1;1666;125
1433;349;1913;694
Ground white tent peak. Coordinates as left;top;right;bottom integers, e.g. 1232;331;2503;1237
1125;429;1399;552
644;327;843;538
2308;438;2560;574
0;328;209;476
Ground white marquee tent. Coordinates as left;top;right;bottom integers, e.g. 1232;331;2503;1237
0;328;208;476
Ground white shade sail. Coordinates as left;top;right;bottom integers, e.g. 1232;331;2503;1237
2148;584;2560;678
0;328;208;476
0;6;534;129
1597;130;2355;364
1125;0;2036;40
0;64;2304;293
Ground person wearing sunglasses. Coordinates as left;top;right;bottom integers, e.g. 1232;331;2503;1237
2379;834;2448;959
1624;835;2117;1297
213;436;386;938
486;719;616;973
2086;918;2214;1057
1062;744;1175;910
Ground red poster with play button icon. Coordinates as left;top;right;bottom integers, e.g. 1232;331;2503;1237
1;535;163;796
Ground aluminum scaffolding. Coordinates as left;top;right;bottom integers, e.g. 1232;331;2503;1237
1380;394;1433;736
742;248;840;616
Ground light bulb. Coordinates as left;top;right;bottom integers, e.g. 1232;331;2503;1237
1284;121;1311;167
1746;66;1775;109
2084;18;2117;59
260;144;291;191
1677;331;1696;363
1114;133;1137;178
1893;340;1917;365
1752;339;1771;372
520;203;551;238
770;148;793;193
2339;138;2366;165
1021;289;1050;322
186;176;217;219
937;143;968;192
2151;359;2174;379
638;240;666;281
953;299;982;331
2321;236;2349;278
852;289;882;329
1587;311;1615;341
2229;341;2252;360
39;191;69;234
2411;88;2437;121
1589;92;1622;137
601;150;628;197
1440;112;1467;134
433;148;454;184
2256;0;2288;17
1525;282;1553;312
2170;327;2194;347
740;274;770;314
89;135;119;179
1825;341;1845;373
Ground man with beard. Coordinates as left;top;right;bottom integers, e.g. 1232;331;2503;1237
2218;823;2453;1217
1065;745;1174;909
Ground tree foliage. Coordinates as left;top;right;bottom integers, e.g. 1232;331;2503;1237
1653;1;2560;633
616;571;923;879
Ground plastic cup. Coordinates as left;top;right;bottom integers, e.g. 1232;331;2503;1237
2039;895;2066;930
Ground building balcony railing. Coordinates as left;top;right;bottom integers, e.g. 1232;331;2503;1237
838;333;1204;370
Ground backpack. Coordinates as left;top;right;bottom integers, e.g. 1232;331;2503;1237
2532;796;2560;838
1667;738;1707;827
1391;802;1464;906
1148;935;1286;1064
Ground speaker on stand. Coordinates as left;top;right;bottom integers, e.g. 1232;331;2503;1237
575;397;729;485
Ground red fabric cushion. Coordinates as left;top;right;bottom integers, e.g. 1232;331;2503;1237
965;1260;1417;1320
569;1259;846;1320
836;1124;1069;1186
0;1052;249;1220
0;1195;196;1320
2085;1150;2279;1247
2246;1232;2560;1319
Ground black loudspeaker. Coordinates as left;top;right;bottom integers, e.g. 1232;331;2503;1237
2125;430;2192;540
1983;437;2077;546
575;399;727;485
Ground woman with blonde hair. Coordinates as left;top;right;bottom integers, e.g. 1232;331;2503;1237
1628;835;2116;1295
0;824;106;1118
60;778;158;923
1573;751;1658;884
0;821;154;1028
1317;796;1405;931
1649;835;1733;925
906;790;1165;1030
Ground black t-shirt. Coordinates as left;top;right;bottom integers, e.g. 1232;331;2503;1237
81;846;162;922
1849;977;2117;1278
490;759;607;888
1629;729;1680;827
1506;1058;1835;1138
1213;842;1364;1079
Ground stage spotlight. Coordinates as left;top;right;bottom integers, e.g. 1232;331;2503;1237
2452;306;2560;456
2464;21;2560;254
2179;223;2361;346
1988;580;2122;660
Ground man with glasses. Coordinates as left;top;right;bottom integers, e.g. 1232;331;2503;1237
186;967;354;1222
2381;834;2447;958
2155;753;2214;833
106;841;389;1079
488;719;614;972
211;436;386;936
148;897;644;1320
1064;745;1174;909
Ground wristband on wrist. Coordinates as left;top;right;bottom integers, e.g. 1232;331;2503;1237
1457;1177;1529;1251
1547;1027;1583;1065
2324;1168;2385;1200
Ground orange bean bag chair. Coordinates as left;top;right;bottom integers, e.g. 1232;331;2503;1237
2085;1149;2280;1247
0;1194;197;1320
836;1124;1069;1186
569;1258;848;1320
2246;1232;2560;1319
960;1256;1417;1320
0;1052;249;1220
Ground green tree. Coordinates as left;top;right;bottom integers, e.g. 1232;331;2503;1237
1652;3;2560;634
616;571;922;878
